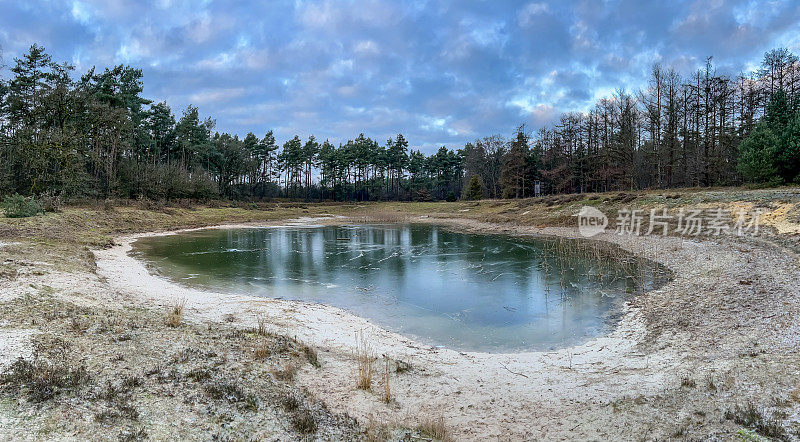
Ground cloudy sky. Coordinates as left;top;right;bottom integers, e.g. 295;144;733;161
1;0;799;152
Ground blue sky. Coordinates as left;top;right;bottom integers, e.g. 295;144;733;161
1;0;799;152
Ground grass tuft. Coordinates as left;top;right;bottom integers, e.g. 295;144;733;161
394;359;412;374
364;417;392;442
355;330;375;390
253;339;272;360
271;362;298;382
202;378;257;407
301;343;320;368
290;408;318;434
164;298;186;327
418;415;450;441
256;316;269;335
724;403;787;440
280;393;301;411
381;357;391;403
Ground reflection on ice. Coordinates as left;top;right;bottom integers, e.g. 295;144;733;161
133;224;670;352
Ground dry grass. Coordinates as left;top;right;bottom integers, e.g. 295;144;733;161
164;298;186;327
790;384;800;403
253;339;271;360
300;342;320;368
353;212;412;223
418;415;450;441
381;357;391;403
271;362;298;382
255;315;271;336
355;329;375;390
364;416;392;442
249;320;319;366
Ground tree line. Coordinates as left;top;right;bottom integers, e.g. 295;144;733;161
510;50;800;196
1;44;798;203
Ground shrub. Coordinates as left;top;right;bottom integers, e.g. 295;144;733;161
191;171;220;200
725;403;787;440
118;427;147;442
37;191;63;213
414;188;433;202
1;194;43;218
203;379;257;407
445;191;457;202
0;337;90;402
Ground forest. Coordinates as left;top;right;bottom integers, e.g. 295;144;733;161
1;44;799;204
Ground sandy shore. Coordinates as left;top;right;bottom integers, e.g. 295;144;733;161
88;215;800;440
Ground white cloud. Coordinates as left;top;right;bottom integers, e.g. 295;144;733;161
116;38;148;63
189;87;249;104
518;2;549;27
354;40;379;55
328;59;354;77
71;1;93;24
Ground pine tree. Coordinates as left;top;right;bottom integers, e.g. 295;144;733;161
737;123;780;183
738;90;800;183
464;175;483;200
499;128;530;198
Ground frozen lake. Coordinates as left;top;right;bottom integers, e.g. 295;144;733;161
132;225;667;352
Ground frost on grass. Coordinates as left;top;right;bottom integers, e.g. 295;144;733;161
0;294;360;440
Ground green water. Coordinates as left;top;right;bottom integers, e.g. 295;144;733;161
132;224;667;352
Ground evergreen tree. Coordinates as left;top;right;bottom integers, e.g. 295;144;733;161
739;90;800;183
464;174;483;200
148;102;175;164
500;128;530;198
